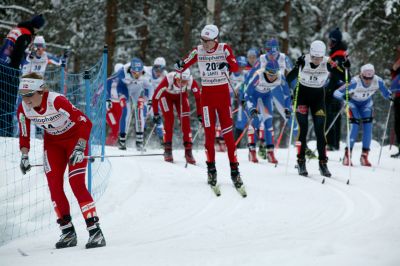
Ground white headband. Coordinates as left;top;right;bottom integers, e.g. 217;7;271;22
19;78;45;91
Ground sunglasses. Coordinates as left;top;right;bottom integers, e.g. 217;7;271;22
311;56;323;60
362;76;373;80
19;91;37;98
200;38;215;43
265;70;278;76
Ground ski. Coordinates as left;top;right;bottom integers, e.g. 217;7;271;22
235;185;247;198
210;184;221;197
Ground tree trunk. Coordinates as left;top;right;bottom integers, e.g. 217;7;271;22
214;0;222;28
282;0;291;54
182;0;192;54
105;0;117;75
138;0;149;61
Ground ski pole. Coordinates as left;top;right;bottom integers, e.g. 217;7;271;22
275;119;288;149
377;101;393;166
285;66;302;175
325;104;345;137
223;71;239;99
86;153;163;162
143;123;157;150
235;117;253;147
344;68;352;185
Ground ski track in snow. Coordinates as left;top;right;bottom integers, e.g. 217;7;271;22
1;144;400;266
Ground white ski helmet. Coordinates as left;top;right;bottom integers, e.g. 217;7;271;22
34;36;46;47
114;63;124;73
201;24;219;39
181;69;191;80
360;63;375;78
153;57;166;68
310;40;326;57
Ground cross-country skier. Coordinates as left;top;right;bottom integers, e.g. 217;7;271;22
245;60;292;164
116;57;152;151
390;45;400;158
105;63;125;145
17;73;105;249
175;24;245;191
21;36;68;76
334;63;392;166
286;40;345;177
144;57;168;145
152;69;202;163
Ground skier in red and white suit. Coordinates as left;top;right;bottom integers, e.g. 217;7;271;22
17;73;105;249
175;24;244;189
152;69;202;164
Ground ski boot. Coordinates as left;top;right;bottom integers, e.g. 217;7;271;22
85;217;106;249
163;142;173;162
184;142;196;165
230;162;244;189
342;147;353;166
258;143;267;160
117;133;126;150
266;147;278;164
206;162;217;186
360;148;372;167
55;215;77;249
215;137;227;152
297;158;308;177
248;144;258;163
391;147;400;158
305;147;317;159
319;159;332;177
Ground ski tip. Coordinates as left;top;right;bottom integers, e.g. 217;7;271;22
346;179;350;185
17;248;28;256
321;178;325;184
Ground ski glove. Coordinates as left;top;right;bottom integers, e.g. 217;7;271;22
284;108;291;119
295;55;305;68
218;62;230;72
106;99;112;111
174;60;185;72
69;140;86;166
63;49;70;59
197;114;203;124
343;59;351;69
153;113;162;125
20;154;31;175
249;108;258;119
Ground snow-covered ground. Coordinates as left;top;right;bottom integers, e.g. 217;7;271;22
1;141;400;266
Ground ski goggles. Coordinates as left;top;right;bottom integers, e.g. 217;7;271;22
265;69;279;76
19;90;37;98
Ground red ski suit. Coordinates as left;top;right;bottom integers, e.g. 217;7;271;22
152;71;202;144
181;42;239;163
18;91;98;222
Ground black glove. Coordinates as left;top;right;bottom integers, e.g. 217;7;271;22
69;140;86;166
389;95;395;102
63;49;70;59
174;60;185;72
153;113;161;125
249;108;258;119
197;114;203;124
106;99;112;111
147;99;152;106
343;59;351;68
284;108;291;119
295;55;305;68
20;154;31;175
218;62;230;72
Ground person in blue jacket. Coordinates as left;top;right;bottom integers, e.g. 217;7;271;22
245;60;292;164
334;63;392;166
